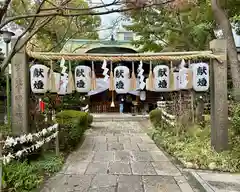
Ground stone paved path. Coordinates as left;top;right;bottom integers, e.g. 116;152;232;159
41;121;194;192
191;171;240;192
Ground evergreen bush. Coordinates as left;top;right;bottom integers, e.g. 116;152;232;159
232;103;240;135
149;109;162;128
56;110;88;150
87;113;93;127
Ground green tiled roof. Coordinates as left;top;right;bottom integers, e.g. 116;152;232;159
61;39;137;53
67;39;132;45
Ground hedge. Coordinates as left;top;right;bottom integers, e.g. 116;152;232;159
56;110;90;151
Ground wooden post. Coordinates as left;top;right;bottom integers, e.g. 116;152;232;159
191;91;195;123
0;134;3;192
179;91;182;116
55;125;60;156
196;95;204;123
209;39;228;151
11;39;29;135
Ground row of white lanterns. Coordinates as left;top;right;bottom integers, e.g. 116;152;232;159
30;62;209;94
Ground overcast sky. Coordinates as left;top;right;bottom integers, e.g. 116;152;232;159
90;0;123;39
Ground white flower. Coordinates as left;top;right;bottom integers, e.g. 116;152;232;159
16;150;23;157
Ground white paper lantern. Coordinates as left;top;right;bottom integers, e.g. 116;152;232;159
75;65;91;93
30;64;49;94
54;72;61;92
153;65;170;92
192;62;209;92
58;73;68;95
173;72;180;91
179;67;193;90
140;91;146;101
114;66;130;94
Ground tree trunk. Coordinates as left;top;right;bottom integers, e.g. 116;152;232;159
211;0;240;101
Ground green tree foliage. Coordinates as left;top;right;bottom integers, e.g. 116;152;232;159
225;0;240;35
126;1;215;51
9;0;101;51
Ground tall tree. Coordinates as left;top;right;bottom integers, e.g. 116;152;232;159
127;0;240;100
210;0;240;100
10;0;101;52
126;0;214;52
0;0;171;73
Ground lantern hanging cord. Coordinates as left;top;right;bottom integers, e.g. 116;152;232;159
26;50;222;63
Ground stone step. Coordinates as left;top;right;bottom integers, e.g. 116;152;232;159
92;114;149;122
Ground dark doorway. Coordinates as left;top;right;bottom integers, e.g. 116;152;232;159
86;45;139;113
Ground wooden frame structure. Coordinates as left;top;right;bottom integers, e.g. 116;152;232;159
10;39;228;152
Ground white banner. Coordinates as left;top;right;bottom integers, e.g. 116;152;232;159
87;78;140;96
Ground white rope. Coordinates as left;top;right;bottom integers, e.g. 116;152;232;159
1;131;58;165
162;110;176;120
81;104;89;112
3;124;58;148
162;115;175;126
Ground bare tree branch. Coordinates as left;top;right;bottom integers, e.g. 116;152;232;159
46;16;75;51
0;0;174;74
0;0;173;29
0;0;72;73
0;16;54;74
42;0;121;11
0;0;48;73
0;0;11;22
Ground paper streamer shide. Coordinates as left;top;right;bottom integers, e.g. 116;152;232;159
60;57;67;74
137;60;146;90
3;124;58;148
101;60;109;81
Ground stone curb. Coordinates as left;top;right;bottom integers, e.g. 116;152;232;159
94;117;149;122
190;171;215;192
